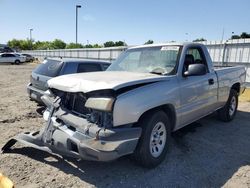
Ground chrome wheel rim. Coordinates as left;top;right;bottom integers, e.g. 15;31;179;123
149;122;167;158
229;96;236;116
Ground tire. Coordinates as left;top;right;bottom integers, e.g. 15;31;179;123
132;110;171;168
14;60;20;65
217;89;238;122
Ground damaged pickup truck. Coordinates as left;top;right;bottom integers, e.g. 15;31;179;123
2;43;246;168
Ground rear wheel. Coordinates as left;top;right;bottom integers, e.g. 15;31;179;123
217;89;238;122
14;60;20;65
132;111;171;168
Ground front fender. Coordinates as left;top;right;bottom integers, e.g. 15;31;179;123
112;78;180;126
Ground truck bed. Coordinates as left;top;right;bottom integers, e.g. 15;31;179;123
214;65;246;103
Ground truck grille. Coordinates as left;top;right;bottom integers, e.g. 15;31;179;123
63;92;90;117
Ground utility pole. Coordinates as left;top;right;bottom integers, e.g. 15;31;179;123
29;28;33;50
185;33;188;42
76;5;82;44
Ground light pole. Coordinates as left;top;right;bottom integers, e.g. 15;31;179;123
76;5;81;44
29;28;33;50
185;33;188;42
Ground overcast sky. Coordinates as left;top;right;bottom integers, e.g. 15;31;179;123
1;0;250;45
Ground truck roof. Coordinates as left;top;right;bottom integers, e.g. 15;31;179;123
129;42;204;50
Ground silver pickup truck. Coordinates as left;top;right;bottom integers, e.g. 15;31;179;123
2;43;246;168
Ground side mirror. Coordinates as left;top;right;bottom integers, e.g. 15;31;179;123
184;64;207;77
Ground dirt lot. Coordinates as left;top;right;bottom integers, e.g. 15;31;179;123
0;64;250;188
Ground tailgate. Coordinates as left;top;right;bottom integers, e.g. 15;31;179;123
31;72;51;91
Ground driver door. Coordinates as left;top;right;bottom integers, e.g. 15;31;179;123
178;47;217;127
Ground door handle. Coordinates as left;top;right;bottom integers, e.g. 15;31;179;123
208;78;214;85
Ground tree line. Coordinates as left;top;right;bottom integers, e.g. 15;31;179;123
193;32;250;42
7;39;128;51
7;32;250;50
231;32;250;39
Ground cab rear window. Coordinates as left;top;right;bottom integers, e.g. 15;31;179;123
34;59;63;77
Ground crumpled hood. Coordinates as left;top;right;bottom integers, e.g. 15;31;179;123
48;71;167;93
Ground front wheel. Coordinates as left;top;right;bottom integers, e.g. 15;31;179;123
217;89;238;122
14;60;20;65
132;111;171;168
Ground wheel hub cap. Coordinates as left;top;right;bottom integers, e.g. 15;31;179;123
150;122;167;158
229;96;236;116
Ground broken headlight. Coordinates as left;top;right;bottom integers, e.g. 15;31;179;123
87;110;113;128
85;97;114;112
85;97;115;128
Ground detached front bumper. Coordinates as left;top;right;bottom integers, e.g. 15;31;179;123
2;108;141;161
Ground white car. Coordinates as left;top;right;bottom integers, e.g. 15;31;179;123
0;53;26;64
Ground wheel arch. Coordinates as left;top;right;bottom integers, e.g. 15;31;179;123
135;104;176;131
15;59;20;64
231;82;240;94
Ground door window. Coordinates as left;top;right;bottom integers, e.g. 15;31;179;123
183;47;208;72
77;63;102;73
60;62;78;75
5;54;15;57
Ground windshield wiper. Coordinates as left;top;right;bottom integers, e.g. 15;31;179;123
149;71;163;75
149;68;165;75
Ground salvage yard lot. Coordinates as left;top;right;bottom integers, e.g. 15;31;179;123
0;64;250;188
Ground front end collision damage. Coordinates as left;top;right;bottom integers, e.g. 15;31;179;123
1;90;142;161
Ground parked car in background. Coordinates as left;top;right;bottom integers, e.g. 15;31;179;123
0;53;26;64
27;58;110;104
0;45;14;53
20;53;35;62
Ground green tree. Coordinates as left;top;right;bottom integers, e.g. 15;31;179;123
231;35;241;39
7;39;21;49
50;39;66;49
66;43;84;49
103;41;115;47
193;38;207;42
84;44;93;48
240;32;250;38
7;39;31;50
33;41;51;50
144;40;154;44
230;32;250;39
92;44;102;48
115;41;126;46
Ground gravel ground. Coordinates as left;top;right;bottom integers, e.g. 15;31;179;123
0;64;250;188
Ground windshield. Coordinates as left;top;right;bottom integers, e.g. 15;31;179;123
107;46;180;74
34;59;63;77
